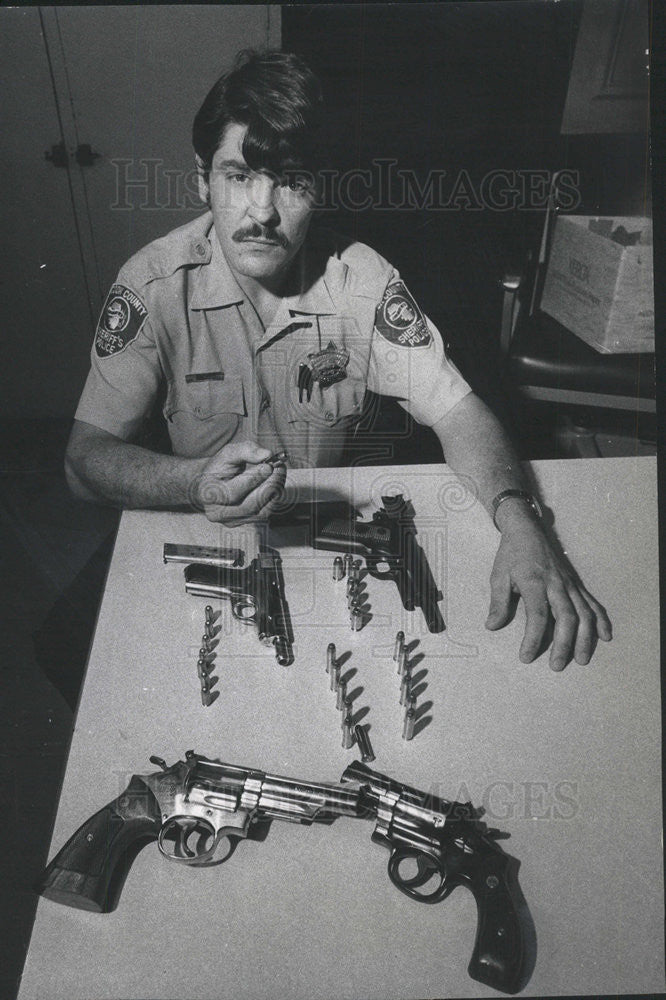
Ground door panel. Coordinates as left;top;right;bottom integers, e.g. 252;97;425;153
53;5;280;295
1;6;280;420
0;8;93;418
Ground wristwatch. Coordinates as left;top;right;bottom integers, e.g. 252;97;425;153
491;489;543;530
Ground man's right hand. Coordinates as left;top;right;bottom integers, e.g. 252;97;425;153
191;441;286;524
64;421;286;521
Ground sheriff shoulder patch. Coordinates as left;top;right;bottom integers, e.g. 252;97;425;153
94;284;148;358
374;280;432;348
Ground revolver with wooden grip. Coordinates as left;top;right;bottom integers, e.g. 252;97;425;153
37;752;532;994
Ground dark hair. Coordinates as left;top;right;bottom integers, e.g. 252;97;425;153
192;50;324;178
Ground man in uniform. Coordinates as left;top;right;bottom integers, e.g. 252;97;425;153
66;50;611;671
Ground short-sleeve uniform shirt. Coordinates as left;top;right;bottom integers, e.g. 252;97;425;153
76;212;471;467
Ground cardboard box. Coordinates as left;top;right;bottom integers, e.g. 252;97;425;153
540;215;654;353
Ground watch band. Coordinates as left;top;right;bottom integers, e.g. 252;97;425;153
491;489;543;530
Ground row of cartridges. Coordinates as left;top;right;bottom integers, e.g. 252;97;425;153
325;628;417;757
176;544;421;745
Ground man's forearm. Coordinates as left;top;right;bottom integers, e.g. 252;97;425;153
433;391;612;668
432;393;538;535
66;434;206;510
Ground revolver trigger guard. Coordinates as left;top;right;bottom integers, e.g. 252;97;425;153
187;833;239;868
388;848;451;904
158;816;240;867
158;816;213;864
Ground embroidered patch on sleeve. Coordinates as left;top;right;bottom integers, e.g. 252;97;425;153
374;280;432;348
94;284;148;358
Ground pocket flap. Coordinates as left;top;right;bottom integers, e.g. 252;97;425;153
165;376;246;420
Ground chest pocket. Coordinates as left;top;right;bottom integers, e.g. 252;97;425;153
163;376;247;456
288;375;366;429
164;376;246;421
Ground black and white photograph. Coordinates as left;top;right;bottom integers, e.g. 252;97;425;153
1;2;662;998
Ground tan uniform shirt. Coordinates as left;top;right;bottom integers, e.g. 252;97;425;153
76;212;471;467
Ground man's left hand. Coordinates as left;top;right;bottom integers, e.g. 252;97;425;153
485;521;613;671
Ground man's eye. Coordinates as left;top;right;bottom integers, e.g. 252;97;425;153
228;173;249;184
283;176;310;193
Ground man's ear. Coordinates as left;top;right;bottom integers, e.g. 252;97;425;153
195;154;210;205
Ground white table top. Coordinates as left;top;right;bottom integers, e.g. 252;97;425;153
19;457;663;998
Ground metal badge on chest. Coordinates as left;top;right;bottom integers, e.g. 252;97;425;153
298;341;350;402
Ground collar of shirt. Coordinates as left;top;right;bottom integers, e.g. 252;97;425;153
190;223;338;342
190;225;245;311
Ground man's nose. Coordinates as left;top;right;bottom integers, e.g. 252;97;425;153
248;175;280;225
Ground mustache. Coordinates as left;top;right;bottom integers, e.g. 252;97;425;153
232;225;288;248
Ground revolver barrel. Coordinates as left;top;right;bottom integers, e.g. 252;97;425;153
340;761;465;842
188;756;365;824
254;775;364;823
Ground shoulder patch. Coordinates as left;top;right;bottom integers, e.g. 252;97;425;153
374;280;432;348
94;284;148;358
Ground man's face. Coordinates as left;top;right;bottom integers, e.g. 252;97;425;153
201;122;315;290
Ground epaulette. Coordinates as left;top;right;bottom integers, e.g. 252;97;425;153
336;237;394;299
118;212;214;289
308;226;394;300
